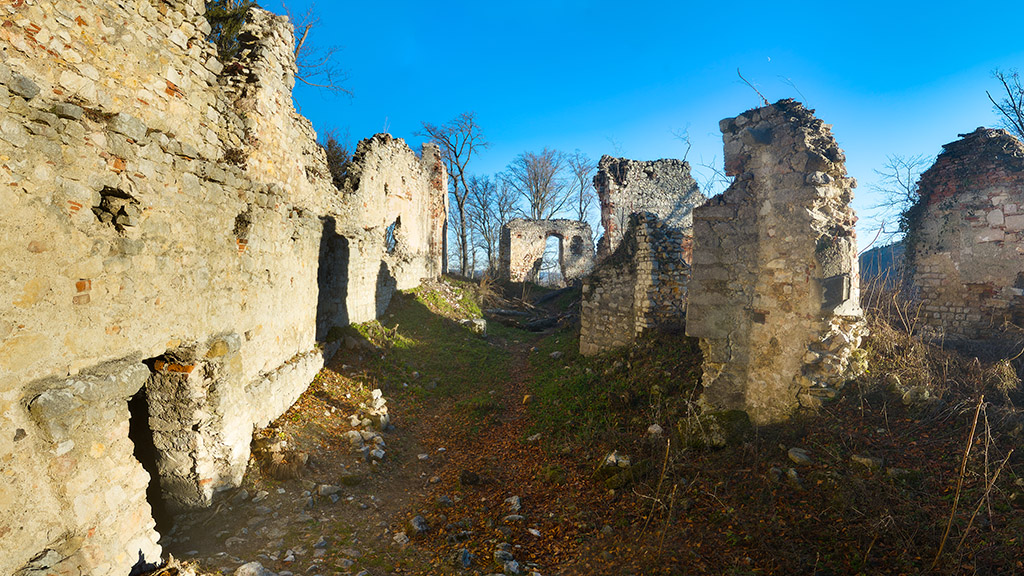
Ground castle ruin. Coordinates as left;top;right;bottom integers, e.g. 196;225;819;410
686;100;866;425
0;3;444;575
907;128;1024;343
592;155;704;259
497;218;595;284
579;157;704;355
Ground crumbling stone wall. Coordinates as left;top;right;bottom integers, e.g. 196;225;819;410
686;100;866;425
498;218;595;283
335;134;448;321
593;156;705;258
907;128;1024;340
580;213;690;355
0;2;444;575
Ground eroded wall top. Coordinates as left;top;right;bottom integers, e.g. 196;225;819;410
686;99;865;425
593;156;705;258
907;127;1024;340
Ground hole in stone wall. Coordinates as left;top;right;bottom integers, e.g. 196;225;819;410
539;235;563;286
127;386;173;534
233;208;253;240
385;217;400;254
570;235;584;256
93;186;140;233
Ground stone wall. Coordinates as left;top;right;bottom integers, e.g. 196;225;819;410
580;213;690;356
0;3;443;575
907;128;1024;341
497;218;595;283
593;155;705;258
337;133;447;299
685;100;866;425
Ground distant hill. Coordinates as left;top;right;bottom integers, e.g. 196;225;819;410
859;241;906;286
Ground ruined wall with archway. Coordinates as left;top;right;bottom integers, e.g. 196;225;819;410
497;219;595;283
0;3;444;575
906;128;1024;344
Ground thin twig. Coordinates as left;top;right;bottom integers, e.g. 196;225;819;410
641;438;672;535
656;484;679;560
857;223;886;256
931;396;985;569
955;448;1013;554
737;68;769;106
983;408;993;524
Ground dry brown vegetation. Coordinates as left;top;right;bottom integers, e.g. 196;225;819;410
162;277;1024;576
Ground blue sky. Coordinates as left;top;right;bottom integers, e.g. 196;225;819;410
280;0;1024;249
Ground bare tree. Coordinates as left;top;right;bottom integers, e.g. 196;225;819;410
319;127;351;189
506;148;569;220
494;176;518;227
447;207;467;275
566;150;596;223
417;112;489;275
870;154;931;243
988;69;1024;141
282;2;351;95
466;175;500;273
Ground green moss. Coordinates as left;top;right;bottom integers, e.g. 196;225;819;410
539;464;567;485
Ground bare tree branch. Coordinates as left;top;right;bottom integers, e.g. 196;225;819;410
670;125;692;163
417;112;489;275
281;2;352;96
566;150;596;223
506;148;570;220
988;69;1024;141
868;154;931;243
737;68;769;106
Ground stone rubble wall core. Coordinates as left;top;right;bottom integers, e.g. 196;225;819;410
580;212;691;356
497;218;595;284
0;3;444;575
685;100;866;425
593;155;705;259
907;128;1024;341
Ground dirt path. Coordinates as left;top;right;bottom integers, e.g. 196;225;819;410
161;276;1024;575
162;345;444;575
162;317;583;576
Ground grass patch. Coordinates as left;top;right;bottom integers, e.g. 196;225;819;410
526;326;703;450
345;278;520;429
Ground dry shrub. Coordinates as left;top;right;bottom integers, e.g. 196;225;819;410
477;273;499;306
860;274;1023;407
986;358;1022;401
252;435;309;480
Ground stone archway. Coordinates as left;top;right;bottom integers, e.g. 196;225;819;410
497;219;595;283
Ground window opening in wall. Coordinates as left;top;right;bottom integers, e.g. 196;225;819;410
385;217;400;254
570;235;584;256
127;387;173;534
539;235;564;287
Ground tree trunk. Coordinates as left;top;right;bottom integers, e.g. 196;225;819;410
459;208;469;275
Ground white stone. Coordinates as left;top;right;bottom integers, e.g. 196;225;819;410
987;209;1004;226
